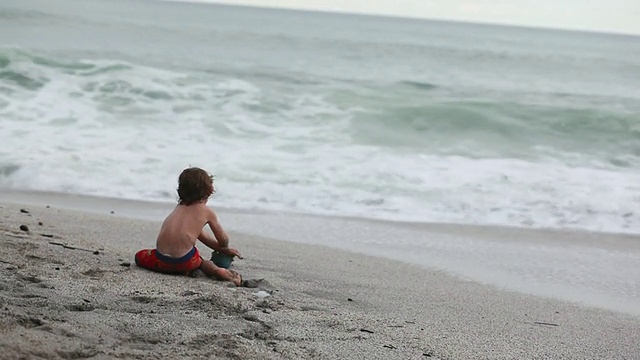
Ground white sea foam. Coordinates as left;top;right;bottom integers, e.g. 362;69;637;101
1;1;639;235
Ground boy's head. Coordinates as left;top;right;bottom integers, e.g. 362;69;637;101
177;167;215;206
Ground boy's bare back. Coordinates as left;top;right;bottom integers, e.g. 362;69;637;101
156;202;219;258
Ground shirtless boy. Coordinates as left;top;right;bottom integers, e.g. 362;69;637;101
135;167;243;286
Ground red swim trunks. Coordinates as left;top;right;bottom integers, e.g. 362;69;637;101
134;247;202;275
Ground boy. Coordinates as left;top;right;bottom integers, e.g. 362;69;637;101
135;167;243;286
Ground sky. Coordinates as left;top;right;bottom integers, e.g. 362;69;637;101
189;0;640;35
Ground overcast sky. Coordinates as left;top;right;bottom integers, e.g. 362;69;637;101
190;0;640;35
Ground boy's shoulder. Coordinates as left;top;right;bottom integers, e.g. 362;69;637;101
179;202;213;215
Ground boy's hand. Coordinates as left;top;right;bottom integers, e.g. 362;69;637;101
221;247;243;259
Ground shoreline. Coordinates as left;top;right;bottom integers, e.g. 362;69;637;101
2;188;638;239
1;189;640;317
1;199;639;359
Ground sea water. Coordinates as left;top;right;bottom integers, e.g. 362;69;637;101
1;0;639;234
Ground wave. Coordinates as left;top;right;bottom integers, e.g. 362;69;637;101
0;48;638;234
2;48;638;163
1;49;132;73
398;80;438;91
344;90;640;167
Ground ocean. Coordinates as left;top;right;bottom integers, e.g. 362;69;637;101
1;0;639;234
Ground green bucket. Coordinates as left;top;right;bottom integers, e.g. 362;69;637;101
210;251;234;269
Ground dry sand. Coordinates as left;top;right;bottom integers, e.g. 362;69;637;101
1;199;639;360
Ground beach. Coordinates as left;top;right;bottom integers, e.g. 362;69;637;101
1;194;639;360
2;1;640;359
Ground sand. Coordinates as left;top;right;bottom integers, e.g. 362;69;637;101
1;197;639;360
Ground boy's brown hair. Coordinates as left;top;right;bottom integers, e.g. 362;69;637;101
177;167;215;206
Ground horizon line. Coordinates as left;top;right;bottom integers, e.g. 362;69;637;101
156;0;640;38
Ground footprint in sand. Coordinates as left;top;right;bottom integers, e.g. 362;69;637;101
241;278;274;290
130;295;156;304
16;315;45;328
65;303;96;312
17;274;42;284
81;268;108;279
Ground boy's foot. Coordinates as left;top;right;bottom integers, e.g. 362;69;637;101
229;270;243;287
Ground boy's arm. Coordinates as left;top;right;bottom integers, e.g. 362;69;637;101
205;207;241;258
198;221;242;258
207;208;229;248
197;231;224;252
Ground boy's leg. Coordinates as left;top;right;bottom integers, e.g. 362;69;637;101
199;259;242;286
